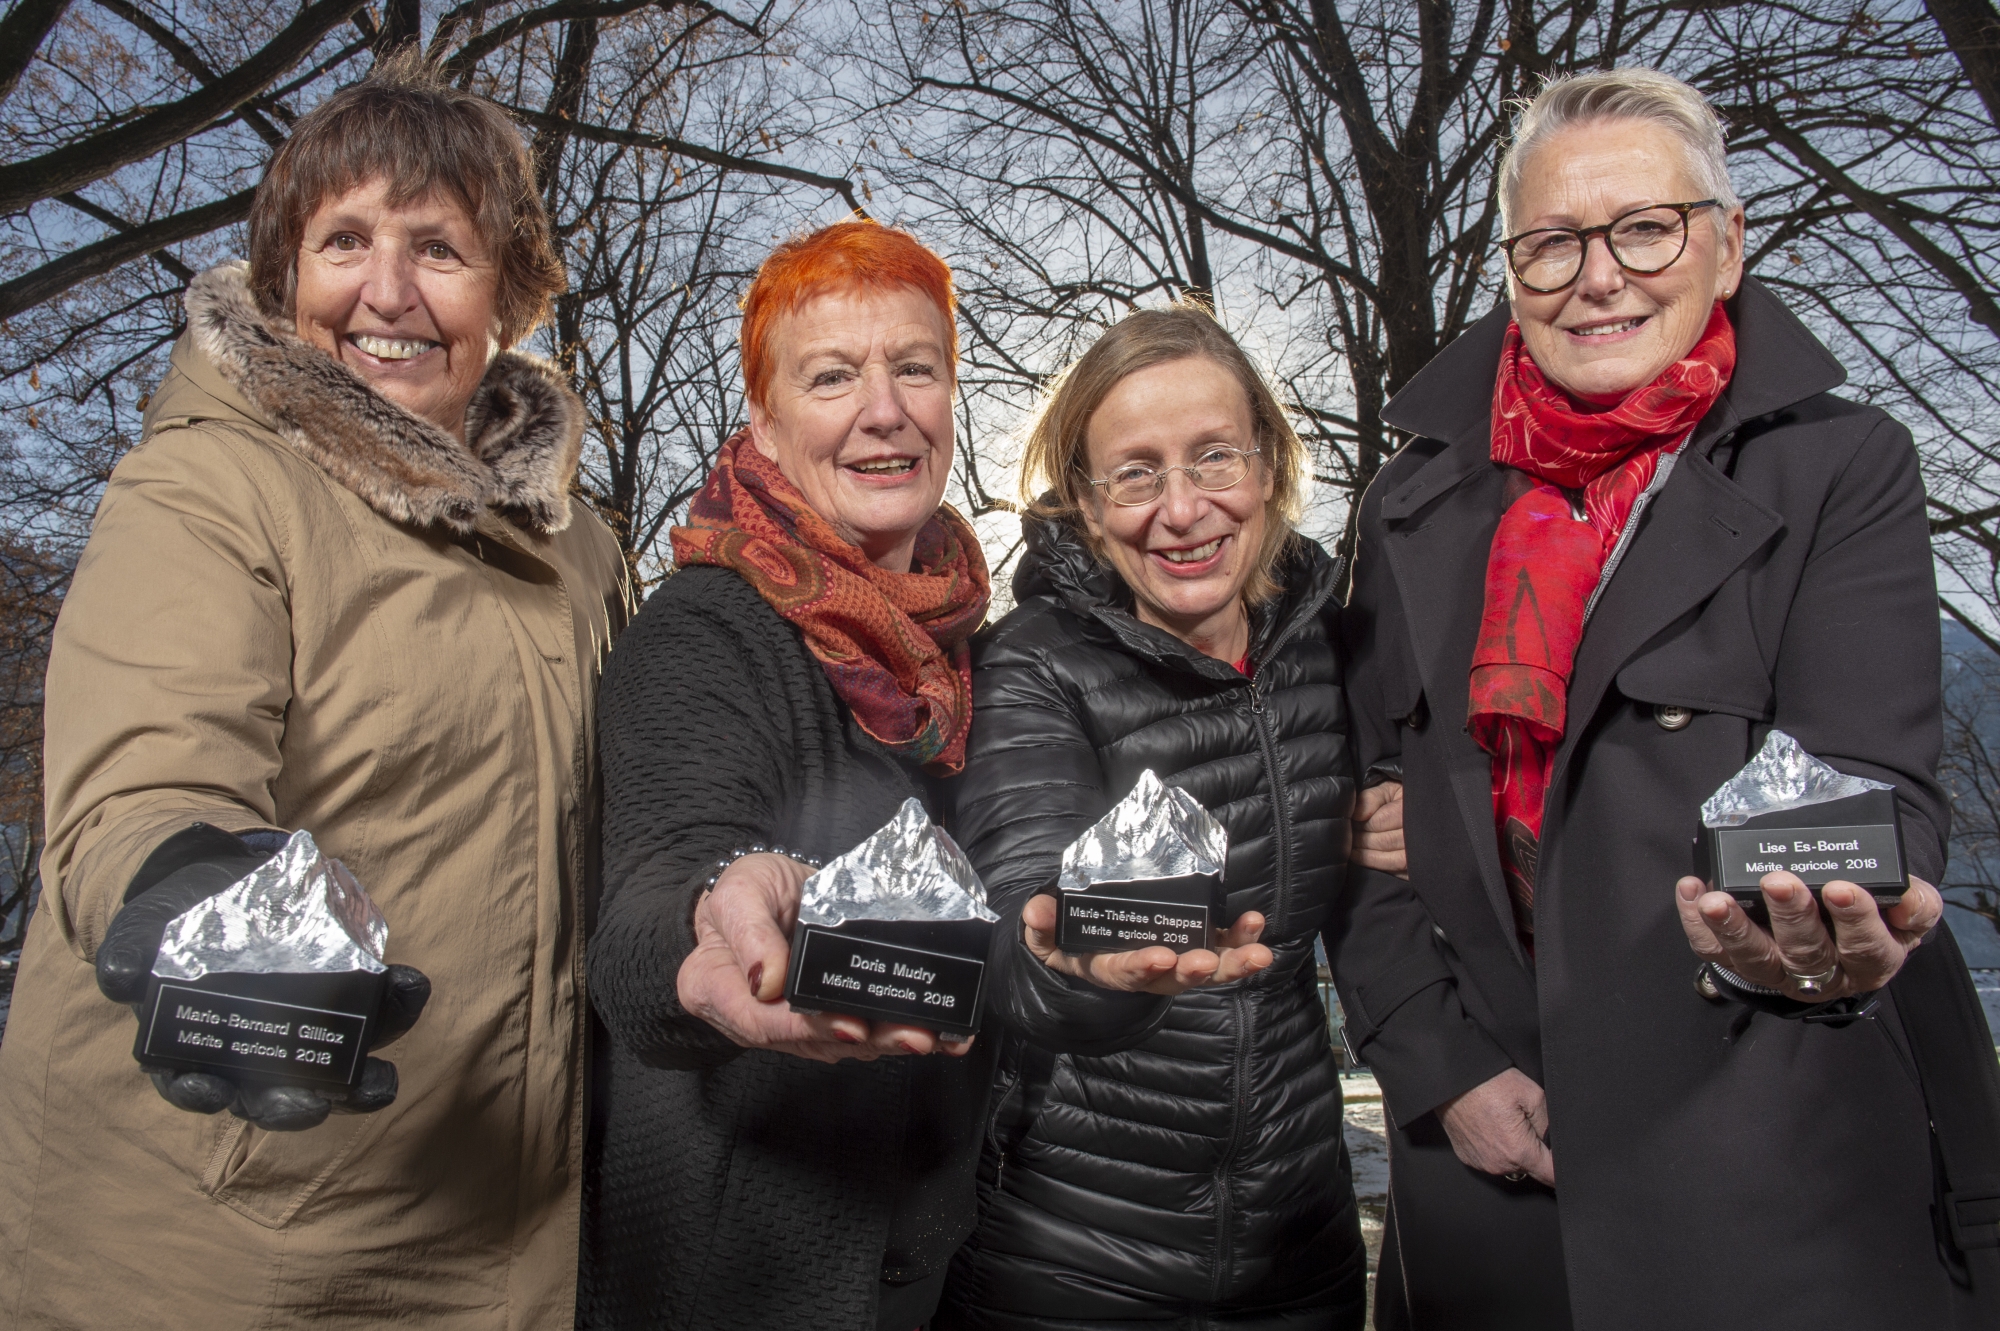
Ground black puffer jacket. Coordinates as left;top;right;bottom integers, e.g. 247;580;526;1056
936;517;1365;1329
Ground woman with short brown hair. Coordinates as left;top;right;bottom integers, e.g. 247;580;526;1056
0;55;626;1327
243;65;564;352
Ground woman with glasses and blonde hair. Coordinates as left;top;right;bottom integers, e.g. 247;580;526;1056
934;304;1404;1330
1338;66;2000;1328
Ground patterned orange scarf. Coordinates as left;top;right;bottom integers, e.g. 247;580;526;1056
1471;304;1735;950
670;432;990;775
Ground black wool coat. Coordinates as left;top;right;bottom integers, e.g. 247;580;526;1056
1337;277;2000;1331
935;516;1366;1331
580;566;994;1331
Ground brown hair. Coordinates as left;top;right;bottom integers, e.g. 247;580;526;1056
1020;302;1306;605
247;51;564;347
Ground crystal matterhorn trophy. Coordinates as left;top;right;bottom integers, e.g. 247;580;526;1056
1054;769;1229;955
1694;730;1907;909
134;829;391;1090
783;799;998;1037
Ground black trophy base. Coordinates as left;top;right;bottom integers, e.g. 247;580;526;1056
1056;873;1224;955
1694;787;1907;909
134;969;386;1091
784;918;991;1037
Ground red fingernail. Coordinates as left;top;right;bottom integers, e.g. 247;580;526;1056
746;963;763;993
833;1029;861;1044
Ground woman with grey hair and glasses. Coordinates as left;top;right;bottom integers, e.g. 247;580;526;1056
1337;67;2000;1328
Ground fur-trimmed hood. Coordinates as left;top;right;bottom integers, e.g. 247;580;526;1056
184;262;584;535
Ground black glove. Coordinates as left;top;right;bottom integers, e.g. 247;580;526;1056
97;823;431;1131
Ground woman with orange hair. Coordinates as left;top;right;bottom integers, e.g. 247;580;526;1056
579;220;993;1330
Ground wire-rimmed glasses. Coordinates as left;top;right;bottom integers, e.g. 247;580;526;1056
1499;199;1723;293
1085;444;1260;507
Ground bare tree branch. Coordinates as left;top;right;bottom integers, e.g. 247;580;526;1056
443;0;679;76
88;0;288;146
1750;109;2000;339
0;0;71;107
1926;0;2000;132
55;193;195;283
501;103;868;215
0;188;255;322
0;0;365;216
1945;596;2000;658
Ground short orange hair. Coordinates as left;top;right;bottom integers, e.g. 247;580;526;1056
740;219;957;409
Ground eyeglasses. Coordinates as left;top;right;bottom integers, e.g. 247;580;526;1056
1084;445;1260;507
1499;199;1723;293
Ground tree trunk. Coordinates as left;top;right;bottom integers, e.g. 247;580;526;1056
377;0;421;55
1927;0;2000;132
532;18;599;201
0;0;368;215
0;187;255;322
0;0;71;107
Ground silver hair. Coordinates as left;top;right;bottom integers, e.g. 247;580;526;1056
1498;68;1740;236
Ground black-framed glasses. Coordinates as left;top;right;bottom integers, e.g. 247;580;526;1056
1084;444;1259;507
1499;199;1723;293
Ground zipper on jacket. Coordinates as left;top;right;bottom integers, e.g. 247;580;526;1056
1239;573;1337;937
1581;434;1695;625
1247;691;1295;935
1209;988;1256;1305
1208;569;1335;1310
984;1039;1025;1201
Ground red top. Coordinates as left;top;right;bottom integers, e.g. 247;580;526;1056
1233;654;1252;677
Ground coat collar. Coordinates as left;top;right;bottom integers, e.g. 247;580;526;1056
1380;275;1846;463
1013;510;1340;681
182;262;585;535
1372;275;1836;964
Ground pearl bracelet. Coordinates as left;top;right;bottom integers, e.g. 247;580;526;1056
703;843;823;890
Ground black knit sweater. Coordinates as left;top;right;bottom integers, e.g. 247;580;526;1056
580;566;994;1331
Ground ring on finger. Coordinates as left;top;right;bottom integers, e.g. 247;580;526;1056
1783;959;1841;997
1504;1170;1529;1183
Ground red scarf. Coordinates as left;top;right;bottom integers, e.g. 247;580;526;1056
671;432;991;775
1471;304;1735;950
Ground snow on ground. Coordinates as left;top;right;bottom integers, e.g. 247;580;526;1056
1973;970;2000;1042
1341;1070;1387;1320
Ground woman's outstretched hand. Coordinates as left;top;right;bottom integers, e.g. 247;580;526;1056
1675;870;1943;1003
677;852;975;1063
1020;893;1271;996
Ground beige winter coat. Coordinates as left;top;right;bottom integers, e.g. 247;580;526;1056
0;264;629;1329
